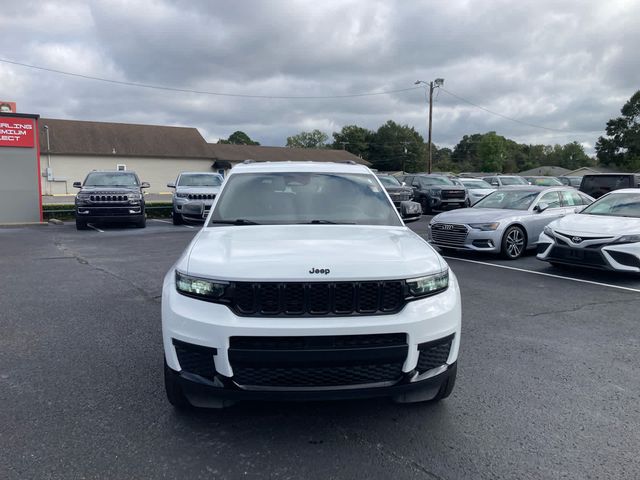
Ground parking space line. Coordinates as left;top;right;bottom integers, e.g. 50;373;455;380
87;223;104;233
443;256;640;294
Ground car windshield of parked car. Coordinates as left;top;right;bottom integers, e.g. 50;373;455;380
580;192;640;218
529;177;563;186
473;189;540;210
377;176;401;187
500;176;528;185
84;172;139;186
462;179;493;189
178;174;222;187
422;176;454;186
209;172;403;226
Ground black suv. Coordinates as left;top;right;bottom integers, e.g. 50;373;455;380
579;173;640;199
73;171;149;230
398;174;467;213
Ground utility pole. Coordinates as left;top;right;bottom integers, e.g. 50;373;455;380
428;82;434;174
415;78;444;174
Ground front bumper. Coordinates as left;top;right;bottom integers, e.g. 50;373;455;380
428;223;502;252
162;270;461;403
537;232;640;272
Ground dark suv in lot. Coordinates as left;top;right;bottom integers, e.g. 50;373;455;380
73;170;149;230
579;173;640;199
399;174;467;213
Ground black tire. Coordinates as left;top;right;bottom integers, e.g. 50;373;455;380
135;216;146;228
431;363;457;402
75;219;89;230
500;225;526;260
164;360;192;410
421;197;432;214
172;211;183;225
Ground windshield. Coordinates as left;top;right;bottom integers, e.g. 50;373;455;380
178;173;222;187
422;176;455;186
462;179;493;189
581;192;640;218
209;172;403;226
473;189;540;210
500;176;529;185
527;177;563;186
84;172;139;187
377;176;401;187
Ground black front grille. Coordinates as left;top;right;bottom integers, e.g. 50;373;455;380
223;281;406;317
232;363;404;388
89;194;129;202
229;333;408;388
173;339;217;380
441;189;465;199
417;335;454;373
547;246;608;267
187;193;216;200
430;223;468;246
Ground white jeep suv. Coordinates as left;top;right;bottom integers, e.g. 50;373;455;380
162;161;461;408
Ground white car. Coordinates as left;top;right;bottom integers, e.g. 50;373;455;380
162;161;461;409
537;189;640;273
457;178;496;205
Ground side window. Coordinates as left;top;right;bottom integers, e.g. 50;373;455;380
538;191;561;208
560;190;583;206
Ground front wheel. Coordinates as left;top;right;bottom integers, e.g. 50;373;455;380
500;226;526;259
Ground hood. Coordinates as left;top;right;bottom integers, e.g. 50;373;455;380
175;186;222;194
432;207;529;224
549;213;640;236
183;225;444;281
80;186;139;193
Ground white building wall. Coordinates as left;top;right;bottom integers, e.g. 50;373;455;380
40;155;214;195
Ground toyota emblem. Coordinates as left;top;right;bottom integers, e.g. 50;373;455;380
571;236;583;244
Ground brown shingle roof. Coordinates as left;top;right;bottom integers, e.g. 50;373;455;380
208;143;370;166
39;118;212;159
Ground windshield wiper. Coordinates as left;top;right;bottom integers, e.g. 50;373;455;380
298;220;356;225
209;219;260;225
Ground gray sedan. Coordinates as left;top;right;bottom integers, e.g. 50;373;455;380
428;187;594;259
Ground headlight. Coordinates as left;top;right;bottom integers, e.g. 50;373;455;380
469;222;500;231
615;234;640;244
175;271;227;300
406;270;449;298
429;189;441;197
543;226;554;237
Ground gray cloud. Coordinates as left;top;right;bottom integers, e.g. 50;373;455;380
1;0;638;153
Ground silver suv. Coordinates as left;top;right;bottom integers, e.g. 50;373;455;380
168;172;224;224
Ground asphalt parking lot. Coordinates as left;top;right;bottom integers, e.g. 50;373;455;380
2;217;639;479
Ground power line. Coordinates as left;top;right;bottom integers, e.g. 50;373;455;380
439;87;584;133
0;58;422;99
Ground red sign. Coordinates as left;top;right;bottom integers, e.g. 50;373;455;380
0;117;35;148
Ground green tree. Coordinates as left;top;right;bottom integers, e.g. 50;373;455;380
331;125;373;159
367;120;426;172
477;132;507;172
596;90;640;171
286;129;329;148
217;131;260;145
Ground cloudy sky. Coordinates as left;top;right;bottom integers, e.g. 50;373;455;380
1;0;638;152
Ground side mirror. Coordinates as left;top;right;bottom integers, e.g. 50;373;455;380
400;200;422;221
167;182;176;188
73;181;82;188
141;182;150;189
535;202;549;213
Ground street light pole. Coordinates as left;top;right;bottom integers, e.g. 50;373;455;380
415;78;444;174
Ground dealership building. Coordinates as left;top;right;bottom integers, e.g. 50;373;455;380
37;118;366;195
